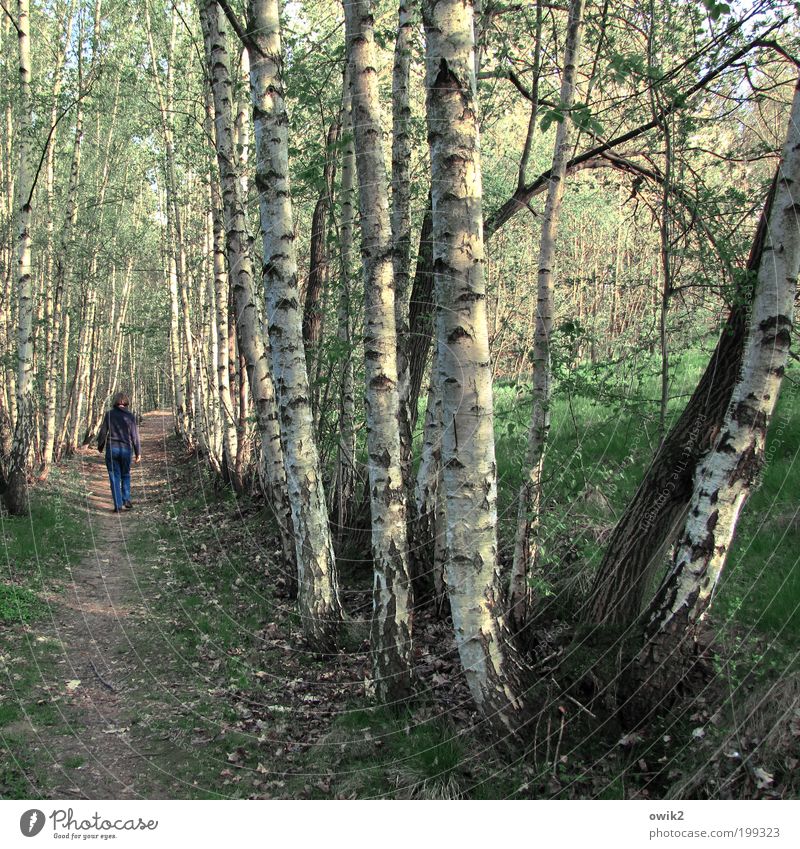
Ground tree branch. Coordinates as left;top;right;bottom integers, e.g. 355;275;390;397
216;0;258;55
752;38;800;68
0;0;20;34
26;93;85;209
485;22;786;239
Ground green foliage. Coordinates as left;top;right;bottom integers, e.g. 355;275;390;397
0;584;46;624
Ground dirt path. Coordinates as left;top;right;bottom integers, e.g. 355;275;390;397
29;412;182;798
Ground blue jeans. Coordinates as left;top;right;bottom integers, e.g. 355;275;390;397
106;444;132;510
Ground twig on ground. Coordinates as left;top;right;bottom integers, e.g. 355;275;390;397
89;659;117;693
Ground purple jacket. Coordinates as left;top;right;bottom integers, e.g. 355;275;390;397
98;406;140;457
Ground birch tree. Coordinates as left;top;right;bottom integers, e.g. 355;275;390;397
200;0;296;584
244;0;343;651
508;0;585;629
344;0;414;699
4;0;34;515
423;0;527;734
333;74;357;538
638;76;800;676
391;0;414;487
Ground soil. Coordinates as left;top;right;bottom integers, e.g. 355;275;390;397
14;412;185;798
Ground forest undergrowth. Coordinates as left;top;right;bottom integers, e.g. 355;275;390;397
3;352;796;800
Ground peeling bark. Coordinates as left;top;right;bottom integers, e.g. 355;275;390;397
345;0;414;700
246;0;343;651
638;79;800;673
423;0;528;737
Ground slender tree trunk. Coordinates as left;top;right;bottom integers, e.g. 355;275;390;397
145;2;189;437
39;0;76;478
334;74;357;539
638;79;800;678
423;0;527;735
244;0;343;650
201;0;297;590
508;0;585;629
413;350;446;607
5;0;34;515
406;202;434;434
302;120;339;382
391;0;414;492
344;0;414;699
207;104;240;485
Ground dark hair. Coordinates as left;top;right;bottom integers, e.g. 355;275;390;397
112;392;130;408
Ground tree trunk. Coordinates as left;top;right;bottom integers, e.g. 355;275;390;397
245;0;343;651
638;77;800;678
345;0;414;700
145;2;188;438
201;0;297;595
508;0;585;630
391;0;414;493
406;202;434;434
302;120;339;388
587;173;778;626
5;0;34;515
333;73;357;540
423;0;527;736
38;0;75;479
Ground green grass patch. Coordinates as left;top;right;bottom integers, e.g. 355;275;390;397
291;704;520;800
0;584;46;624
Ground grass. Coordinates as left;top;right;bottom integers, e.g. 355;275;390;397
118;481;292;799
1;469;88;623
491;343;800;655
290;704;512;800
0;466;92;798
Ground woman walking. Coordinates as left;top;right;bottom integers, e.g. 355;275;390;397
97;392;141;513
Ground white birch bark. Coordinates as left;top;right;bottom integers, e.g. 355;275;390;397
208;114;240;484
145;1;189;436
4;0;34;515
201;0;297;588
245;0;343;651
203;205;224;467
39;0;76;476
509;0;585;628
640;77;800;661
345;0;414;699
423;0;527;734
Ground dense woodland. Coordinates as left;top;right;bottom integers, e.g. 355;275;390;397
1;0;800;798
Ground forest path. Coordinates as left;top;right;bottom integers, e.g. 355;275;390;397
30;411;187;798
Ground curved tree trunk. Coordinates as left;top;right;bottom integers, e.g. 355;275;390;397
344;0;414;701
245;0;343;652
638;77;800;678
586;172;778;627
423;0;527;737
